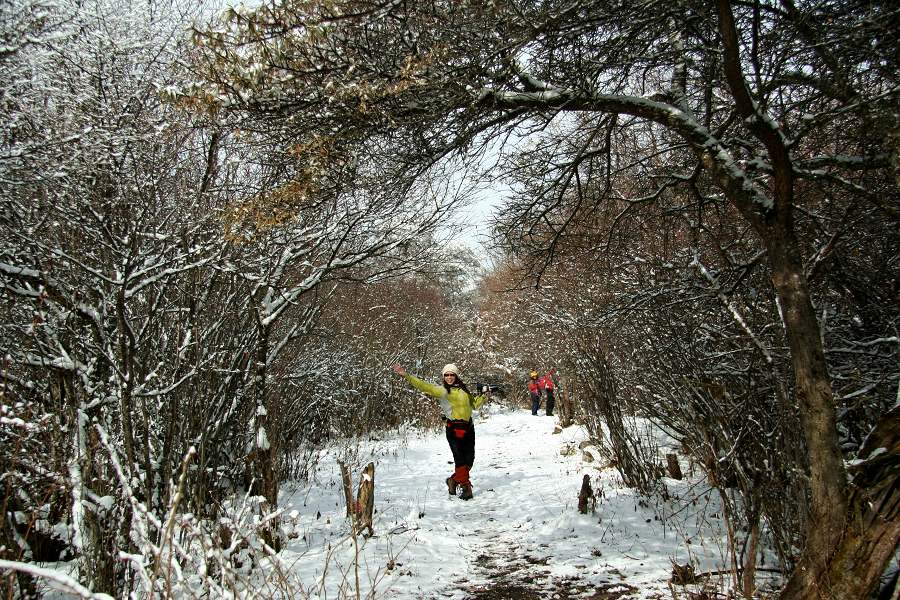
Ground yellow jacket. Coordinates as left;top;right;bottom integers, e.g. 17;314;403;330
404;374;487;421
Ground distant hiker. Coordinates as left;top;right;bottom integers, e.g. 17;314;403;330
392;363;489;500
539;368;557;416
528;370;542;415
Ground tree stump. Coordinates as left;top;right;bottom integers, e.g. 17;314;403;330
338;461;376;537
666;453;683;480
670;560;697;585
354;462;375;537
338;460;354;518
578;474;595;514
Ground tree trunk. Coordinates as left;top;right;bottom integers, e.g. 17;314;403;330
114;283;137;469
559;377;574;428
666;454;683;480
765;221;897;600
252;317;281;551
79;415;118;595
781;407;900;599
742;512;760;599
764;228;854;598
825;478;900;599
57;372;119;595
713;4;862;592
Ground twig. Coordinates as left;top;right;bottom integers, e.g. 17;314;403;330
0;560;113;600
151;446;196;592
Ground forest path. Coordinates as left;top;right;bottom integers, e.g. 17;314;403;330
282;405;711;600
428;410;638;600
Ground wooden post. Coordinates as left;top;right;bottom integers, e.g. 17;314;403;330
338;460;354;518
354;462;375;537
578;474;594;514
666;454;683;480
559;378;573;428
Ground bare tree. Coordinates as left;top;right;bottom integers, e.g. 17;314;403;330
190;1;898;596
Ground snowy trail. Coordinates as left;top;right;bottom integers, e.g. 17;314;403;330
435;413;572;596
279;406;738;599
445;413;596;594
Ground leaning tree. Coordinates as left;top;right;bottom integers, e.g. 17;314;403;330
188;1;898;597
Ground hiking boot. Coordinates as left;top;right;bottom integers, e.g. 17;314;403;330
446;477;458;496
459;484;473;500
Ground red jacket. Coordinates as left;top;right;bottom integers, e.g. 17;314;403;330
538;369;556;391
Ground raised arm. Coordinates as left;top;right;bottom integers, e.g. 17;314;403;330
393;364;445;399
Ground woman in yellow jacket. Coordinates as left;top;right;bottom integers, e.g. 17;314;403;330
392;362;488;500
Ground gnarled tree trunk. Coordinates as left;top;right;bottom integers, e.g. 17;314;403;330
781;407;900;599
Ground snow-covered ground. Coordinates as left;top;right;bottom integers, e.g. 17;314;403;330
275;404;758;599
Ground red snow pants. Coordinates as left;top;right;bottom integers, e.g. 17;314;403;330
446;418;475;485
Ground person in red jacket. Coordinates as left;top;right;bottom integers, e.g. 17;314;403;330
538;368;557;416
528;370;542;415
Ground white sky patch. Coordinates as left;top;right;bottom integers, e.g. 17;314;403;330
436;135;519;261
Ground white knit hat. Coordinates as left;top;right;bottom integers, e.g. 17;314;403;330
442;363;459;376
